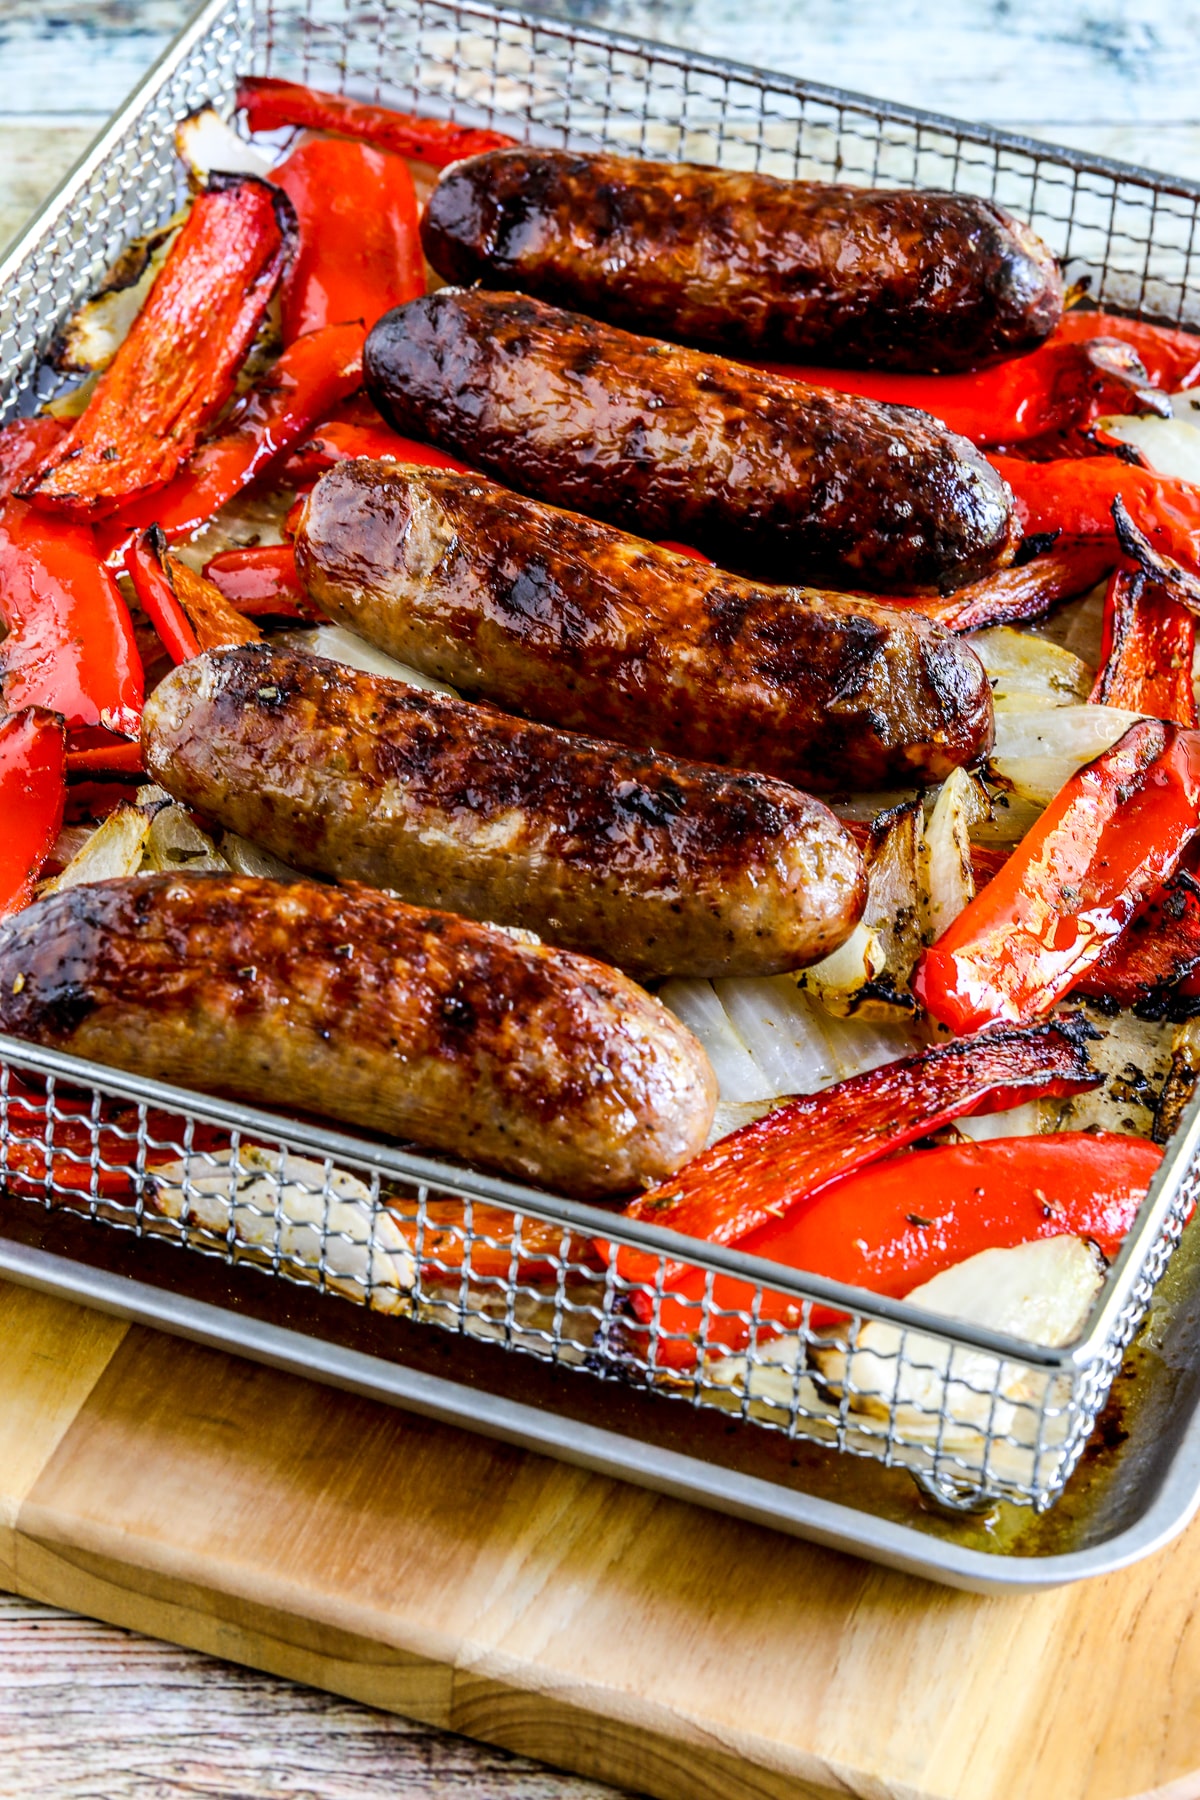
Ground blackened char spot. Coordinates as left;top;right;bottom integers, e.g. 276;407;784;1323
36;980;98;1036
612;777;685;827
495;558;566;625
440;984;476;1038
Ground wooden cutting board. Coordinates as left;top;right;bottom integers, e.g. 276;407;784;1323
4;1275;1200;1800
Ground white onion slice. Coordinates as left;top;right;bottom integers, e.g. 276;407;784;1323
989;704;1145;805
713;975;842;1095
657;978;774;1104
1097;410;1200;483
175;107;275;182
42;804;151;893
969;625;1092;712
281;625;459;693
819;1235;1103;1432
151;1145;414;1312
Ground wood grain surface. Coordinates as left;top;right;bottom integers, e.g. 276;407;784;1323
0;1593;628;1799
5;1276;1200;1800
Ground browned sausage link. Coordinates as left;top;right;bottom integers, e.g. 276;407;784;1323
0;874;717;1198
142;645;866;979
421;150;1064;373
296;462;995;791
363;290;1018;594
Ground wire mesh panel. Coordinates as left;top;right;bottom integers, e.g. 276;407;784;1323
2;1030;1196;1514
3;0;1200;1521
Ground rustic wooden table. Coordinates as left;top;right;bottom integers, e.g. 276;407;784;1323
3;0;1200;1794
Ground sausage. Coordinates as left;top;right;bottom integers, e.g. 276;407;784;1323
0;874;716;1198
363;289;1018;593
420;149;1063;374
295;462;995;791
142;644;866;980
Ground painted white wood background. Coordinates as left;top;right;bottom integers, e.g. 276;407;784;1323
3;0;1200;1794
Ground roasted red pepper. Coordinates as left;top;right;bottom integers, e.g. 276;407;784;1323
203;543;314;616
1074;847;1200;1008
887;542;1114;632
24;177;293;518
0;708;67;916
0;415;67;494
1054;310;1200;391
991;453;1200;576
1090;565;1197;725
99;321;366;552
66;738;145;775
632;1132;1163;1368
607;1021;1098;1287
0;1079;227;1201
237;75;517;169
916;720;1200;1034
0;500;143;733
124;530;201;664
387;1200;593;1285
274;417;471;487
272;134;424;344
126;528;262;661
657;541;714;562
758;336;1167;447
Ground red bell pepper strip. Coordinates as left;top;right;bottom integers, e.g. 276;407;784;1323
756;336;1168;447
66;738;145;775
886;541;1114;633
631;1132;1163;1368
23;177;294;519
0;500;143;733
202;543;315;617
98;321;366;553
385;1199;594;1285
1;417;141;732
990;453;1200;577
0;1078;228;1201
0;708;67;917
275;417;472;487
607;1020;1098;1288
0;415;68;495
124;530;201;664
237;75;517;169
1053;310;1200;391
657;541;713;563
916;720;1200;1035
1074;848;1200;1008
1090;565;1197;726
64;779;141;825
271;134;424;344
127;529;262;660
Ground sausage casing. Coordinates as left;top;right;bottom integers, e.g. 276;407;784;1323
363;289;1017;593
0;874;717;1197
142;644;866;979
420;150;1063;374
296;462;994;791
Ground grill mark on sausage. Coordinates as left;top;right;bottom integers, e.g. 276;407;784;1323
143;644;866;979
0;873;719;1196
421;148;1063;372
296;463;994;790
363;289;1018;594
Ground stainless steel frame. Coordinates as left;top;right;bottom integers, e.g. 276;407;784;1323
4;0;1200;1589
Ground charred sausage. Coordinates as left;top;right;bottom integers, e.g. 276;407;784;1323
296;462;995;791
421;150;1063;373
363;290;1018;593
0;874;716;1197
142;644;866;979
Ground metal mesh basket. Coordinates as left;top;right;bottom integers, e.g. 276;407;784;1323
3;0;1200;1518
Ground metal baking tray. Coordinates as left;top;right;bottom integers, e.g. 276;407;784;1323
5;0;1200;1591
